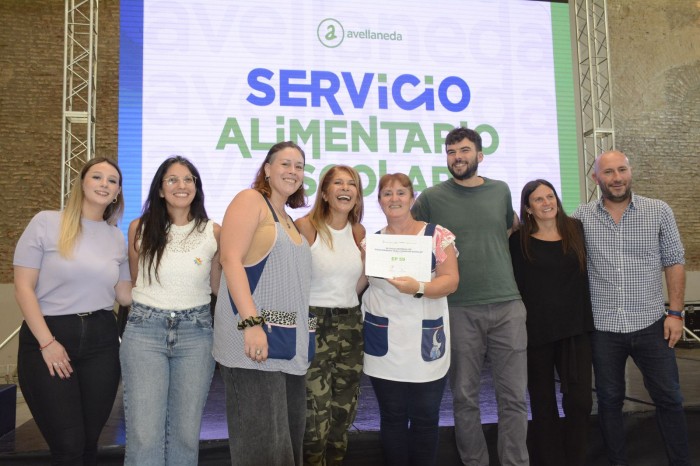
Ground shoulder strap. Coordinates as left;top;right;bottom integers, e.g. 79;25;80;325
261;194;278;222
261;193;302;234
424;223;437;271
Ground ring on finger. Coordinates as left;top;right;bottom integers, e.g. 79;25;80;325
52;362;58;366
255;349;262;355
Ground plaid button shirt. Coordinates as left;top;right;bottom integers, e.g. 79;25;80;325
573;194;685;333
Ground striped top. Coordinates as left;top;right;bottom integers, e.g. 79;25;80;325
213;200;312;375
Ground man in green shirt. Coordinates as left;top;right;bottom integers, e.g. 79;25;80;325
412;127;528;466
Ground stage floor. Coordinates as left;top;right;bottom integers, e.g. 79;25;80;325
2;349;700;465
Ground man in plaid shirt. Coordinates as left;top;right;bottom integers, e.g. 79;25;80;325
573;150;690;466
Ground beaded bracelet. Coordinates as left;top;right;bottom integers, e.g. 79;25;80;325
237;315;266;331
39;336;56;351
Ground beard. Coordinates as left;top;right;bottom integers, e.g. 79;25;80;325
599;181;632;203
448;161;479;181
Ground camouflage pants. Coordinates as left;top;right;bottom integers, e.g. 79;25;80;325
303;305;364;466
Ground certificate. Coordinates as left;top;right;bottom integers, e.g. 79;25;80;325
365;234;432;282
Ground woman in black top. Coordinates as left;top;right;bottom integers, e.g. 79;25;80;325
509;179;594;466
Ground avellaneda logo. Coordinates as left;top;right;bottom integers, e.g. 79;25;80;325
318;18;344;48
317;18;403;48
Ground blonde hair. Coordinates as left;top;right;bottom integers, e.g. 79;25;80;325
308;165;364;249
58;158;125;257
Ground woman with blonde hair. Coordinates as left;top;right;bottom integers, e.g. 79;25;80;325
295;165;366;465
14;157;132;465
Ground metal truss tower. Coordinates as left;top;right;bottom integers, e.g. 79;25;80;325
572;0;615;202
61;0;99;207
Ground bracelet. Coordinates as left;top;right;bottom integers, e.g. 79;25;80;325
666;314;683;321
39;336;56;351
237;316;265;331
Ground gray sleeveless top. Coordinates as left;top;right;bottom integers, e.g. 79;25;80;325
212;199;312;375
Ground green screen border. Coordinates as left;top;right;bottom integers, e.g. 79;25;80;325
551;3;580;213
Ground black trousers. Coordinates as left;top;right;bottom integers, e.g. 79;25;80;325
17;310;121;466
220;366;306;466
527;332;593;466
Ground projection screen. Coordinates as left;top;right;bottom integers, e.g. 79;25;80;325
119;0;579;234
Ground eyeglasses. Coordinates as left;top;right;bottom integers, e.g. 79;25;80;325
163;175;196;186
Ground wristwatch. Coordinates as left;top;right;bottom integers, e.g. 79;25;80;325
413;282;425;298
665;309;685;318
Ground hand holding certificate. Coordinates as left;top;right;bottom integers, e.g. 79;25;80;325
365;234;432;282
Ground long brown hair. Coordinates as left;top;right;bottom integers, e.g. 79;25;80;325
251;141;307;208
308;165;364;249
518;179;586;272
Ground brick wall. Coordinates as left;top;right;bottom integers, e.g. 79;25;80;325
0;1;120;282
606;0;700;268
0;0;698;283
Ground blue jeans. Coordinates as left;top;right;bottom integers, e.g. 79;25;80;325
591;317;690;466
18;310;120;466
120;302;215;466
369;375;447;466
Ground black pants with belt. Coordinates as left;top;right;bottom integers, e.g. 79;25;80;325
18;310;121;466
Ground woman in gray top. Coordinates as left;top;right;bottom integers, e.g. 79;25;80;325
213;141;313;466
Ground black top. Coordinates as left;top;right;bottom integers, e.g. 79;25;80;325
509;224;594;347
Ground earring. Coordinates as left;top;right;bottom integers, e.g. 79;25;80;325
112;197;118;204
265;176;270;181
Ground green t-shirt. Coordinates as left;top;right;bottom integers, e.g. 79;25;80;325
412;177;521;306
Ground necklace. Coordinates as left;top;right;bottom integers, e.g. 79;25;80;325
271;203;292;228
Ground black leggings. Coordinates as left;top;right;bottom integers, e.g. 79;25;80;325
18;310;121;466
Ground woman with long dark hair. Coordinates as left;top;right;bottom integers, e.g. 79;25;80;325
14;157;131;465
120;156;221;465
295;165;366;465
213;141;314;466
509;179;594;466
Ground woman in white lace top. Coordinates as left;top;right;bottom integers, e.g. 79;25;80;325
120;156;221;466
